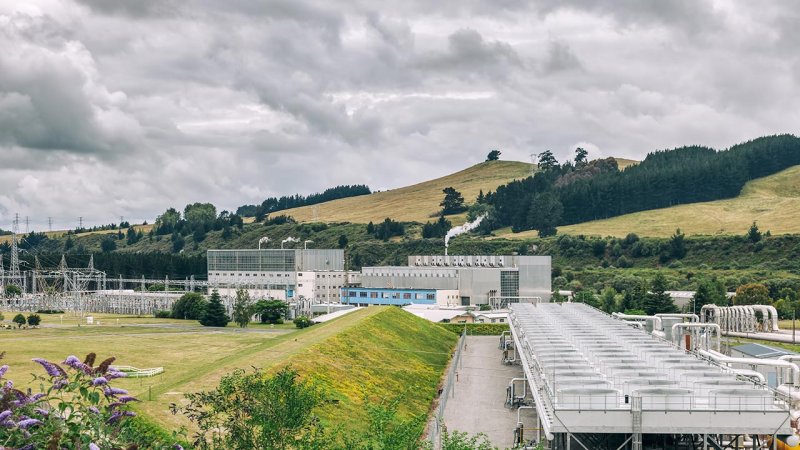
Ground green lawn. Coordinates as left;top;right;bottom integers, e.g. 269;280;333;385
0;308;385;431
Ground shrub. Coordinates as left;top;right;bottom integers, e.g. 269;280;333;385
12;314;26;328
438;323;509;335
154;310;172;319
26;314;41;327
0;352;144;449
293;316;312;329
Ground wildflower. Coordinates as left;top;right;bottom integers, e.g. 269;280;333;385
53;379;69;390
89;406;100;414
90;443;100;450
118;396;140;403
92;377;108;386
103;387;128;397
0;364;8;377
34;408;49;417
63;355;93;375
17;418;41;429
4;380;13;390
0;410;11;422
106;370;126;380
174;445;184;450
31;358;66;378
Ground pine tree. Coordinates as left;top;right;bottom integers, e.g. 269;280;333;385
200;290;230;327
643;272;677;315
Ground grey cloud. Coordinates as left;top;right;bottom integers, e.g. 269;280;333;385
418;28;522;79
0;0;799;226
542;40;582;74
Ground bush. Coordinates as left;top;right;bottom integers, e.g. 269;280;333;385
154;310;172;319
293;316;312;329
0;352;145;448
12;313;26;328
26;314;41;327
171;292;208;320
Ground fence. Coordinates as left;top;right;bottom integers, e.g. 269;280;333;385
428;327;467;449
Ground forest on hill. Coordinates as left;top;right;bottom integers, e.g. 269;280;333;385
235;184;371;219
482;134;800;235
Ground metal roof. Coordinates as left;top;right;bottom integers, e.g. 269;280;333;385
731;342;793;359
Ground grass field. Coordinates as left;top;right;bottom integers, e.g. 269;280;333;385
0;223;154;245
278;160;533;224
500;164;800;238
0;307;456;435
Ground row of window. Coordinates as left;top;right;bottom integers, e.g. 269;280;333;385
210;273;290;277
343;291;435;300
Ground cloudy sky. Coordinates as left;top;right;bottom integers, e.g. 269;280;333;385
1;0;799;230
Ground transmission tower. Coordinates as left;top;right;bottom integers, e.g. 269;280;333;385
530;153;537;177
48;217;53;232
10;214;23;289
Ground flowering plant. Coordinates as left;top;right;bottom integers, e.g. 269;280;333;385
0;351;140;449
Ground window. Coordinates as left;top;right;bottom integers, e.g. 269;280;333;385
359;292;367;298
499;318;505;323
391;292;399;299
426;293;435;300
370;292;378;298
403;293;411;299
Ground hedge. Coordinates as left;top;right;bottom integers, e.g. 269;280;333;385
437;323;509;335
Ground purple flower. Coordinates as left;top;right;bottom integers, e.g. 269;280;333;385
0;410;11;422
174;445;184;450
53;379;68;390
118;396;140;403
31;358;66;378
0;420;14;428
18;444;34;450
90;443;100;450
4;380;13;390
17;418;41;429
106;370;126;380
0;365;8;377
34;408;49;417
103;387;128;397
92;377;108;386
63;355;93;375
107;412;122;424
89;406;100;414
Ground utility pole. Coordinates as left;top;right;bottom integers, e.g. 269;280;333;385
79;217;83;230
48;217;53;232
10;214;22;289
25;216;29;234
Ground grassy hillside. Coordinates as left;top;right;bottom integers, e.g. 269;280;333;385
614;157;638;170
282;306;458;432
278;160;533;224
500;164;800;238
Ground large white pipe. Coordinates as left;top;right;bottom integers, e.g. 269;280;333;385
672;323;721;351
767;305;781;331
656;313;699;322
698;349;800;386
750;305;772;332
612;313;662;331
700;304;719;323
731;369;767;384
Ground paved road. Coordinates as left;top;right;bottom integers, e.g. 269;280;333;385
442;335;537;449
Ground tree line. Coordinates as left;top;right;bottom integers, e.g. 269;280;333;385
236;184;371;220
483;134;800;235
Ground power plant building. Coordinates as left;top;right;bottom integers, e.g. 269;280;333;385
206;249;347;300
346;254;551;307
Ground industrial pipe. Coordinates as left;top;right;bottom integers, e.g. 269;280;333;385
656;313;699;322
700;304;719;324
768;305;782;331
730;368;767;384
671;323;721;351
698;349;800;386
751;305;772;331
612;313;662;331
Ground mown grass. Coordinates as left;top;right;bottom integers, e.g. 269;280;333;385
0;308;387;432
284;307;458;433
533;165;800;238
278;160;533;224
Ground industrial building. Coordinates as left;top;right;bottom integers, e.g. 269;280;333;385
206;249;348;301
355;254;551;307
505;302;798;449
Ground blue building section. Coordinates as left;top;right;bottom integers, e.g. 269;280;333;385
341;287;437;306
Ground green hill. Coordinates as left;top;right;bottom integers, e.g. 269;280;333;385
499;164;800;238
279;160;533;225
284;307;457;432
